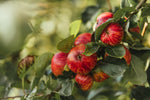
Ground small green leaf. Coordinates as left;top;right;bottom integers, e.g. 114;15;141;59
95;19;113;41
113;7;135;21
57;35;75;53
105;45;126;58
122;55;147;85
58;79;74;96
69;20;81;37
83;42;100;56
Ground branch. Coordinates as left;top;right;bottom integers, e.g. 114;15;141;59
141;22;148;36
135;0;147;10
124;0;147;26
106;0;112;12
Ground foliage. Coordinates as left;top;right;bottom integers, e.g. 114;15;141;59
0;0;150;100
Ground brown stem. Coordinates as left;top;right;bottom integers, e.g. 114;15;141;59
135;0;147;10
106;0;112;12
141;22;148;36
124;0;147;27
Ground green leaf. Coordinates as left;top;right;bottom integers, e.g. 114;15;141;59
100;63;125;77
83;42;100;56
95;19;113;41
121;0;130;8
34;52;53;74
122;55;147;85
69;20;81;37
130;31;143;40
128;0;139;7
58;79;74;96
105;45;126;58
57;35;75;53
141;7;150;17
129;42;150;50
87;87;108;100
55;93;61;100
99;57;127;77
32;52;53;88
113;7;135;21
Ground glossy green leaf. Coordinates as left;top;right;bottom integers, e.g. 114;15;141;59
83;42;100;56
105;45;126;58
122;55;147;85
57;35;75;53
58;79;74;96
69;20;81;37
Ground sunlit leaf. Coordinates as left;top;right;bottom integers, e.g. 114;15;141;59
69;20;81;37
57;35;75;53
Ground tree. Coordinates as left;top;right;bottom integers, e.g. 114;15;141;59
0;0;150;100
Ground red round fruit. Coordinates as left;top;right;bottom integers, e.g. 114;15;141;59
75;74;93;91
100;23;124;46
129;26;140;33
93;71;109;82
17;55;35;76
95;12;113;29
51;52;68;77
67;44;97;75
74;33;92;46
123;46;131;66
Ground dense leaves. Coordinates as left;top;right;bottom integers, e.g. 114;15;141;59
83;42;100;56
100;57;127;77
0;0;150;100
122;55;147;85
105;45;126;58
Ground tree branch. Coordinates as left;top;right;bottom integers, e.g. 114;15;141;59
135;0;147;10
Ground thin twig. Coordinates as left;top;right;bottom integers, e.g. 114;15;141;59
141;22;148;36
124;0;147;27
135;0;147;10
